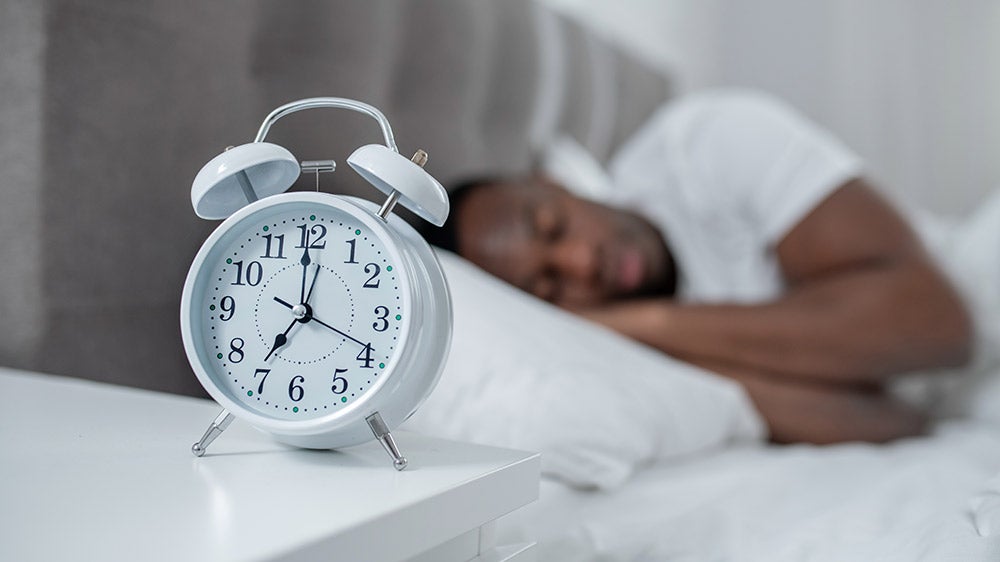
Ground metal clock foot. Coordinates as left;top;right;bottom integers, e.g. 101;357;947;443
366;412;408;470
191;409;235;457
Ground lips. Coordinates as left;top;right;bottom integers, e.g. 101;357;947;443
615;247;645;293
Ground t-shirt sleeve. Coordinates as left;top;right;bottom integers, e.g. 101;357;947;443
683;92;864;245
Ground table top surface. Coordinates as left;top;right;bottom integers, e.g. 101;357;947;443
0;368;539;561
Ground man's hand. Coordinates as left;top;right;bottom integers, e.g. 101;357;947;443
570;299;674;343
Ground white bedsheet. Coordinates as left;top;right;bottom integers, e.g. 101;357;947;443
498;419;1000;561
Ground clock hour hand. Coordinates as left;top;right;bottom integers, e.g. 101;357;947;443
275;264;320;312
304;263;320;304
264;319;297;362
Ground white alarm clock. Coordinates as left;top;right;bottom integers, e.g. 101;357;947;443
181;98;451;470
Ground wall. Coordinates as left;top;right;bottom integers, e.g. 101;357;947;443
0;0;44;366
541;0;1000;215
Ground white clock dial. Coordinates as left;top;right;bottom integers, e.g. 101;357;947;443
190;200;410;421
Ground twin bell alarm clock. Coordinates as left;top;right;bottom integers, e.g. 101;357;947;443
181;97;452;470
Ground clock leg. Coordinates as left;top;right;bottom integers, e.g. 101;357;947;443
191;409;235;457
366;412;408;471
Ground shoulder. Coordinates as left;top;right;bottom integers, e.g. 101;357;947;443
612;89;815;171
662;89;813;146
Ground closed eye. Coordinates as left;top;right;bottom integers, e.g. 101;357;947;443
533;205;565;243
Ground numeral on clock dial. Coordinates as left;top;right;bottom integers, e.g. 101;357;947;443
356;343;375;369
296;224;327;249
229;337;245;363
373;306;389;332
232;260;263;286
331;368;349;394
345;239;358;264
261;234;286;259
219;296;235;321
288;375;305;402
363;263;381;288
253;368;271;394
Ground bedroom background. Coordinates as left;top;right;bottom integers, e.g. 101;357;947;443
1;0;997;393
5;2;1000;559
551;0;1000;215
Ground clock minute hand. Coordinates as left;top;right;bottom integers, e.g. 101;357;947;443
311;315;371;349
272;295;369;349
299;244;311;304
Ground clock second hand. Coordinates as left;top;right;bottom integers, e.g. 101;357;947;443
273;296;372;349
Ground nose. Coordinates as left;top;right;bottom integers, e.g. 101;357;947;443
550;239;598;282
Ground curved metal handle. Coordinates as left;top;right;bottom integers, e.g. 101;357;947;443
252;97;399;153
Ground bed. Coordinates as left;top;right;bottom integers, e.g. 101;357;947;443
500;420;1000;560
402;192;1000;560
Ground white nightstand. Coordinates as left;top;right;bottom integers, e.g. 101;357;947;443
0;368;540;561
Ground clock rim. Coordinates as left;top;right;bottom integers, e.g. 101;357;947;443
181;192;419;436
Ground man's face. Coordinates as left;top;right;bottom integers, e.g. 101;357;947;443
455;176;672;307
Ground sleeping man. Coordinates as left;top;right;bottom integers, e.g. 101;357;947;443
424;91;973;445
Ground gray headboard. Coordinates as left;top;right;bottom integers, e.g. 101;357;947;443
0;0;670;396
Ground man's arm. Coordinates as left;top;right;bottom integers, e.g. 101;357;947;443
689;357;927;444
580;180;973;384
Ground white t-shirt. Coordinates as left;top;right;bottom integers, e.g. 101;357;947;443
606;90;863;304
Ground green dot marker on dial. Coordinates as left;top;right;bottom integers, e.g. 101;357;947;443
378;362;385;369
355;229;361;235
263;226;269;232
341;397;348;403
217;353;223;359
209;305;216;311
386;266;393;272
293;406;299;413
226;258;232;264
247;390;253;396
309;215;316;221
395;314;402;321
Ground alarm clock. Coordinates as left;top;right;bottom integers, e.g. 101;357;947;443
181;98;452;470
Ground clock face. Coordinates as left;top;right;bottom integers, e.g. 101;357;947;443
187;199;410;421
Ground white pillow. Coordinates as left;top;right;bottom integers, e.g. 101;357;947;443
403;250;765;490
908;189;1000;423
